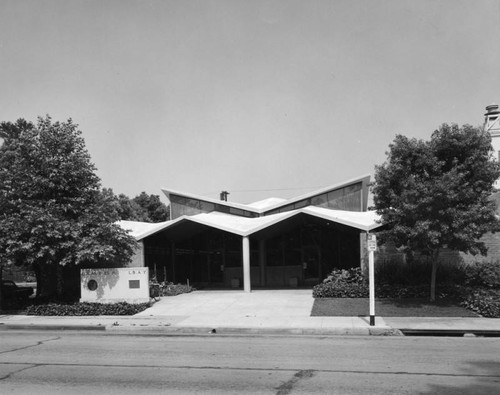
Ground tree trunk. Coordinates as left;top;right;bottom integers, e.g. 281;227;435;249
56;265;64;300
406;249;415;265
430;251;439;302
33;262;42;297
0;265;3;311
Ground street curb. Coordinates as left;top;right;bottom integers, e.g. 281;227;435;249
0;323;395;336
398;328;500;337
0;323;106;331
5;323;500;336
108;326;376;336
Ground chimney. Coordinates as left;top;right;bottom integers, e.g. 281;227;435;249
485;103;500;136
485;103;500;189
220;191;229;201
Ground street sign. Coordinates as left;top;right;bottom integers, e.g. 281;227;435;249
367;234;377;251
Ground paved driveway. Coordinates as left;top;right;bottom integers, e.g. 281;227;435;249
137;290;314;318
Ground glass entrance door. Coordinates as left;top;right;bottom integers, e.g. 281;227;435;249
302;245;320;286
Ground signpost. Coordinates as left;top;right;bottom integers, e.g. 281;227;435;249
367;233;376;326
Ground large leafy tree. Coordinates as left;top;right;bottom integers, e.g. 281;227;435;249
114;191;170;223
0;116;136;300
372;124;500;301
131;192;170;222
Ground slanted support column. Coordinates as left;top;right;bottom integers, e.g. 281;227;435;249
242;236;251;292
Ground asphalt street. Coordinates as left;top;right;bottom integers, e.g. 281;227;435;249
0;330;499;394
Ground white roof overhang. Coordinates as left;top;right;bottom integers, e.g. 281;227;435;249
117;220;173;240
301;206;382;232
118;208;382;241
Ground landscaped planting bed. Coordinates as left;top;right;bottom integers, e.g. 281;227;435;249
311;298;478;317
313;263;500;318
26;301;151;316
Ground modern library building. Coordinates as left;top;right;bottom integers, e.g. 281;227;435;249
120;175;382;291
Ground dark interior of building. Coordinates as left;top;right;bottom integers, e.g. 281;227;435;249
143;214;361;289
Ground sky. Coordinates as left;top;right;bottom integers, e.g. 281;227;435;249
1;0;499;205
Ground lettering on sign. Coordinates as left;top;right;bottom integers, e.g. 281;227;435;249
367;234;377;251
82;269;119;276
128;270;148;275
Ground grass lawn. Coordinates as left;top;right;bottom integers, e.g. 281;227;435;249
311;298;480;317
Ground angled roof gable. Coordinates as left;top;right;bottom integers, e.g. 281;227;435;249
260;174;371;213
162;174;371;216
161;188;260;214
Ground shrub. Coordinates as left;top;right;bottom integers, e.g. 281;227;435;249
313;282;368;298
460;288;500;318
313;268;367;298
375;258;467;286
159;281;195;296
148;280;196;297
314;279;464;299
322;267;365;285
313;266;466;299
463;261;500;288
26;302;151;316
375;259;415;286
376;283;464;299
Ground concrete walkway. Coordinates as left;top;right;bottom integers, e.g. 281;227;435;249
132;290;389;335
1;290;500;336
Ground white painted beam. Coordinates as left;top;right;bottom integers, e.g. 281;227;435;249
242;236;251;292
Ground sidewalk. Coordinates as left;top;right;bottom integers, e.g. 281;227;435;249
0;314;392;336
1;290;500;336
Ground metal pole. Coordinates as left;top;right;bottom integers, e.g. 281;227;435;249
368;232;376;326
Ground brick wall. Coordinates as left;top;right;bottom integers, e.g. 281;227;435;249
460;232;500;264
374;232;500;267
